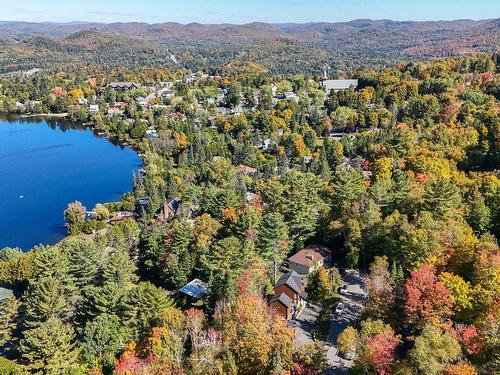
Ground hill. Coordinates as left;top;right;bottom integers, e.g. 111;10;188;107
0;19;498;74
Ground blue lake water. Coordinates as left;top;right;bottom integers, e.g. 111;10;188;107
0;116;141;250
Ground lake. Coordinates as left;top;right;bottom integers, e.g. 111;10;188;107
0;115;141;250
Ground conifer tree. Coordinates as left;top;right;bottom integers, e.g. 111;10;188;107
20;317;80;374
0;297;20;352
24;277;67;327
258;212;289;281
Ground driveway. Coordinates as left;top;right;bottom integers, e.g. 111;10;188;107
324;269;366;375
293;303;322;349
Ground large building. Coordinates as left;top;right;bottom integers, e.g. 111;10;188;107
320;79;358;93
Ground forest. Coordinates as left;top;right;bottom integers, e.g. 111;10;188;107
0;53;498;375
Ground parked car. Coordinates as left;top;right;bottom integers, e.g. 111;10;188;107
335;302;345;315
343;349;356;360
340;284;348;295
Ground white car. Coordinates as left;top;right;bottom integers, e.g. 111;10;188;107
335;302;345;315
343;349;356;360
340;284;348;295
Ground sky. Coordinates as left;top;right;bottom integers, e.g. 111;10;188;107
1;0;499;24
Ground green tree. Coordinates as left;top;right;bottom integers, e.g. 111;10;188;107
424;177;461;220
0;297;21;351
64;238;103;290
20;317;80;375
102;249;138;286
121;282;175;339
409;325;462;375
81;314;130;368
24;277;67;327
306;267;334;304
162;221;195;288
258;212;289;282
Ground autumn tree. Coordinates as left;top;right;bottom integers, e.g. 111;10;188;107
64;201;86;235
405;264;453;328
306;267;334;305
365;256;396;321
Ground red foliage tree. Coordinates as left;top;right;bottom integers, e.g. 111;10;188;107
404;264;453;328
363;332;399;375
455;324;485;355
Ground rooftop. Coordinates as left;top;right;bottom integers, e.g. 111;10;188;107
288;245;331;268
179;278;207;299
321;79;358;91
0;287;14;301
275;270;303;295
270;292;293;308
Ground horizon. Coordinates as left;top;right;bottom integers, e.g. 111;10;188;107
0;17;498;26
2;0;499;24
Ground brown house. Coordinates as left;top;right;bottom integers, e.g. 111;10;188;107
269;271;307;320
269;293;293;320
157;198;194;223
235;164;257;175
288;245;331;275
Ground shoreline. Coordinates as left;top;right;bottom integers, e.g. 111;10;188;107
19;112;69;118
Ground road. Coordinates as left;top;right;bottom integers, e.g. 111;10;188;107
324;269;366;375
293;303;322;349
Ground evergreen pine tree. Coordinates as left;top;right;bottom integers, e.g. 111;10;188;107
24;277;67;327
20;317;80;374
0;297;21;352
102;249;138;287
258;212;289;282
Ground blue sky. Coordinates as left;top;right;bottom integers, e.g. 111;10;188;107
2;0;499;24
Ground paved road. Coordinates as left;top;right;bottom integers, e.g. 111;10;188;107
293;304;322;349
324;270;366;375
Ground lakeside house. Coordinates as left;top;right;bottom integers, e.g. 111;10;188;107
107;211;135;224
288;245;331;274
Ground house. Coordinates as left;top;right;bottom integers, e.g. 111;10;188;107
136;197;150;207
283;92;299;102
258;139;274;150
235;164;257;175
269;293;294;320
0;287;14;301
270;270;308;320
108;82;140;92
107;211;134;224
320;79;358;93
146;128;158;139
107;107;123;117
179;278;207;300
338;156;372;179
89;104;99;114
288;245;331;274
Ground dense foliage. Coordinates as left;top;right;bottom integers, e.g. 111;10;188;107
0;52;499;374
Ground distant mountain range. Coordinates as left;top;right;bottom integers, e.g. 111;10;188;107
0;19;498;74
